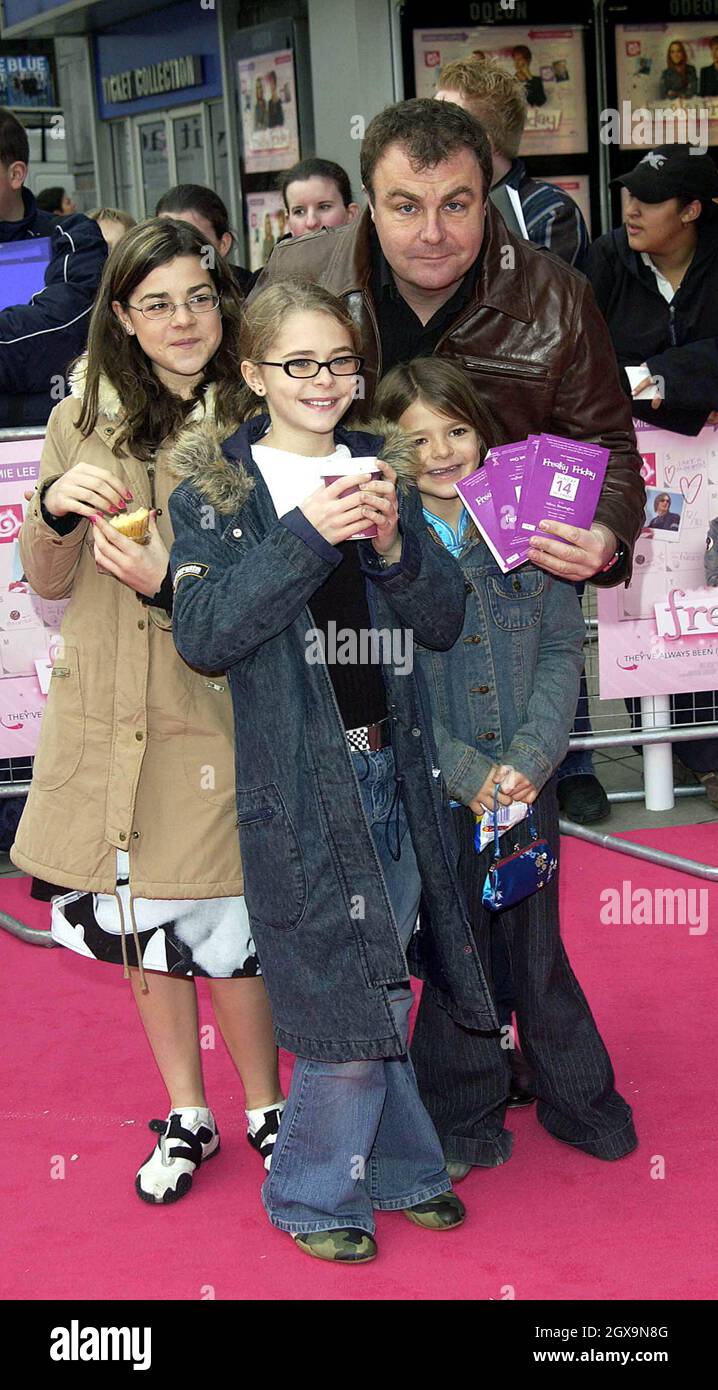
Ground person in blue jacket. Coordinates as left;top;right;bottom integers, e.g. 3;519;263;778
374;356;638;1178
0;108;55;241
169;280;498;1263
0;107;106;426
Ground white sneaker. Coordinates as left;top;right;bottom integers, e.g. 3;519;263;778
246;1102;285;1172
135;1107;220;1204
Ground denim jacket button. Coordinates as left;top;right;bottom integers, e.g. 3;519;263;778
411;727;421;737
232;527;243;539
464;580;473;593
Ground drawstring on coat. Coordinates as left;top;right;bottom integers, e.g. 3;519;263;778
114;887;148;993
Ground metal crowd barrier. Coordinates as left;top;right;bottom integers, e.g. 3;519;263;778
1;440;717;954
559;588;718;881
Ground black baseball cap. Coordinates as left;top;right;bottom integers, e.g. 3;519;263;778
612;145;718;203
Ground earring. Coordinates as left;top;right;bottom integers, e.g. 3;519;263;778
125;325;134;335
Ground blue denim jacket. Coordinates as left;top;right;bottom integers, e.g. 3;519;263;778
167;416;497;1061
419;512;586;803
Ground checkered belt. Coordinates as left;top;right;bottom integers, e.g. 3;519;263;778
346;719;391;752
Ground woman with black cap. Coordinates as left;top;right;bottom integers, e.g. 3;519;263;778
586;144;718;806
586;145;718;436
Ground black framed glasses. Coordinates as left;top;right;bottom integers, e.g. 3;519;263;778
126;292;220;321
256;354;364;379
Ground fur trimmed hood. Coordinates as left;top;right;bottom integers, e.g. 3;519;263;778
67;354;218;427
167;415;422;517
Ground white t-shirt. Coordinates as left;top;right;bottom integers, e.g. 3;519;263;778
251;442;352;518
640;251;675;304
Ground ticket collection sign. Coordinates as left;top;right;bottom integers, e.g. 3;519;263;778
413;25;588;156
0;433;64;759
597;422;718;700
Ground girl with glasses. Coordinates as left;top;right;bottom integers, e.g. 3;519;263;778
169;281;496;1263
12;218;286;1205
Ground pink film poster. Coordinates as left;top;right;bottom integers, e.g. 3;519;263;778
245;190;287;272
0;434;65;758
238;48;300;175
413;25;588;156
597;421;718;700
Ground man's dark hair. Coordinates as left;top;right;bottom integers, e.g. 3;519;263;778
0;107;29;168
360;98;493;202
37;185;65;213
280;157;354;210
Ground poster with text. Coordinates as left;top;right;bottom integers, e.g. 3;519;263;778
542;173;591;228
597;420;718;700
245;190;288;272
0;435;66;759
413;26;588;156
615;23;718;150
0;55;55;108
238;48;300;175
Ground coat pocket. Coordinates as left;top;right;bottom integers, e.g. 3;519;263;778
31;644;85;790
236;783;307;930
486;572;544;631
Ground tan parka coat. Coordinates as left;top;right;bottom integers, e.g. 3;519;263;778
11;364;244;938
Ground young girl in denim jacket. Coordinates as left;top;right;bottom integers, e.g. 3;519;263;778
169;284;499;1263
375;358;637;1175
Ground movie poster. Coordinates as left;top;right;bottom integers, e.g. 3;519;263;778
245;190;288;272
598;421;718;700
615;23;718;150
413;25;588;156
238;48;300;175
0;435;66;759
0;55;55;108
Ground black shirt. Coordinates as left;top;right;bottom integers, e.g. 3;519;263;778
308;541;387;730
371;228;480;374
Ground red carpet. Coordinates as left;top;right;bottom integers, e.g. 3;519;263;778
1;825;716;1301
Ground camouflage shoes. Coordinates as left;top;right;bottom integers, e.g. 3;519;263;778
293;1228;378;1263
291;1190;465;1260
402;1190;466;1230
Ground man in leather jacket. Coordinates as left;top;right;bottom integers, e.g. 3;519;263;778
254;98;645;588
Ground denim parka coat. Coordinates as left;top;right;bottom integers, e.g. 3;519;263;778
168;415;498;1061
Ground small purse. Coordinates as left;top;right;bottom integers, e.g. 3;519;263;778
479;784;557;912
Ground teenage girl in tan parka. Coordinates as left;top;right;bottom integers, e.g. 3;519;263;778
12;217;284;1203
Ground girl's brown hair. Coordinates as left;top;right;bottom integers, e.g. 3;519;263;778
373;357;497;460
237;279;362;421
75;216;245;460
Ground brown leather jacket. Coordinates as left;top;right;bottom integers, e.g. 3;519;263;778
255;203;646;584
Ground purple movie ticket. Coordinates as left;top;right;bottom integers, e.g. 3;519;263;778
454;469;524;573
515;433;609;540
482;437;539;567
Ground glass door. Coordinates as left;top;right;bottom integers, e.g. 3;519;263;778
135;118;170;217
109;119;139;220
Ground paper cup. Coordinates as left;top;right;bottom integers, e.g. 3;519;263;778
322;459;382;540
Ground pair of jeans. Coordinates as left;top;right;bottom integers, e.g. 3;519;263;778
411;787;637;1167
262;746;450;1235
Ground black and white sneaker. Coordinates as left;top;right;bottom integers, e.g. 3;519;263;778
135;1107;220;1204
246;1102;285;1172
